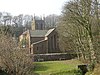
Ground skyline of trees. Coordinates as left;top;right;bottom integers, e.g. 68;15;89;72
0;12;60;38
0;12;59;28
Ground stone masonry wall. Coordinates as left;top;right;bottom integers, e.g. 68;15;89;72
33;53;77;61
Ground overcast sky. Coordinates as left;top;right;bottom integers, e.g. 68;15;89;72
0;0;69;16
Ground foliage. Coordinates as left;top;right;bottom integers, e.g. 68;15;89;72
91;64;100;75
0;25;12;35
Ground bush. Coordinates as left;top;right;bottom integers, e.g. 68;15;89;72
0;35;33;75
88;61;95;71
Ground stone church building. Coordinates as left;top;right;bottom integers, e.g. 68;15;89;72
19;18;59;54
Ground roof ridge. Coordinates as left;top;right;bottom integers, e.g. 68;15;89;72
45;28;55;36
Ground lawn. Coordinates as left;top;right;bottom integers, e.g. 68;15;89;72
34;59;82;75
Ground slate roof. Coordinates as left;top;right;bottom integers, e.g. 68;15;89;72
21;28;55;37
30;30;48;37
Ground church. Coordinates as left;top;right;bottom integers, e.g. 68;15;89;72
19;18;60;54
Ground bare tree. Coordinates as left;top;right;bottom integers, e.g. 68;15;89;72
45;14;59;29
58;0;100;64
1;12;12;25
0;28;34;75
23;15;33;30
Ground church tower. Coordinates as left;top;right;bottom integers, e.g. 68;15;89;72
31;15;45;30
31;19;36;30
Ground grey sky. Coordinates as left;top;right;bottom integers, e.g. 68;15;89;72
0;0;69;16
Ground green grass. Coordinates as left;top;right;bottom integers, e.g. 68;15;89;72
34;59;82;75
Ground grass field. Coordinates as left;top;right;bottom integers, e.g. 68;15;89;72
34;59;82;75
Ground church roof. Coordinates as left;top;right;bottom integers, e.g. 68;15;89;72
22;28;55;37
30;30;48;37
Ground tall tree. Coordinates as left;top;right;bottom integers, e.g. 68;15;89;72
23;15;33;30
45;14;59;29
1;12;12;25
58;0;100;64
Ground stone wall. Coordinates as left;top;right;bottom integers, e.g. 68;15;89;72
33;53;77;61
